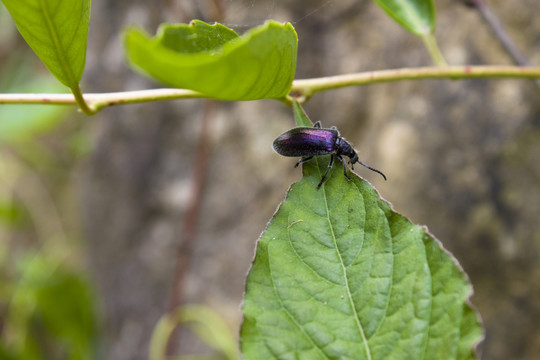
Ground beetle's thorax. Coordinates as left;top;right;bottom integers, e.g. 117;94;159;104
335;137;358;162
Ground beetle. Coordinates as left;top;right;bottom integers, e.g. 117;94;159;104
273;121;386;189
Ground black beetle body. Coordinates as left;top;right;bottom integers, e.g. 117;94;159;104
273;121;386;188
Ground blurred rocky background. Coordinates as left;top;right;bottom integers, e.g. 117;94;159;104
0;0;539;359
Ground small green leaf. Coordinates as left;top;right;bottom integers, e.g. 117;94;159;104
1;0;91;89
124;20;298;100
241;155;482;359
373;0;435;35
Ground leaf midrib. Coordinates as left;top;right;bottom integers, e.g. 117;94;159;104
38;0;78;87
318;158;372;360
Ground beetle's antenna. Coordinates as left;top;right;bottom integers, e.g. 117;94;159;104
357;160;387;181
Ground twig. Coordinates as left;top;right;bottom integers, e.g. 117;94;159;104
290;65;540;98
0;88;204;112
0;66;539;111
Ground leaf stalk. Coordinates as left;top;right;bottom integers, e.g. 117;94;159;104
71;85;95;115
421;33;448;67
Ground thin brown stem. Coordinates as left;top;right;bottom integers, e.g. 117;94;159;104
166;99;217;356
462;0;539;89
468;0;530;66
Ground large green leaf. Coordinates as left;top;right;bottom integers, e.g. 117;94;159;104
1;0;91;89
373;0;435;35
124;20;298;100
241;104;483;359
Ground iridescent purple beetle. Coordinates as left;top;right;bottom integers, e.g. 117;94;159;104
273;121;386;189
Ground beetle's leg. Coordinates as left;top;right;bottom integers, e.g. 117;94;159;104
295;156;313;168
314;121;322;129
317;155;334;189
337;155;353;181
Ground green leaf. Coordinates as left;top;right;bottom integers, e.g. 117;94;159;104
1;0;91;88
241;153;483;358
373;0;435;35
124;20;298;100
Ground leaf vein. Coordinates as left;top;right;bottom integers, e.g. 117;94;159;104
38;0;78;86
286;215;343;286
319;158;372;360
268;246;330;360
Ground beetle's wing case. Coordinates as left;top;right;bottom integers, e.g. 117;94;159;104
272;127;339;157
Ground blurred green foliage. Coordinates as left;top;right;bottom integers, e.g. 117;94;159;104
0;56;70;145
150;305;239;360
0;256;97;360
1;4;98;358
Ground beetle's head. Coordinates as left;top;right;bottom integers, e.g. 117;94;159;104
349;152;359;165
337;138;357;161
